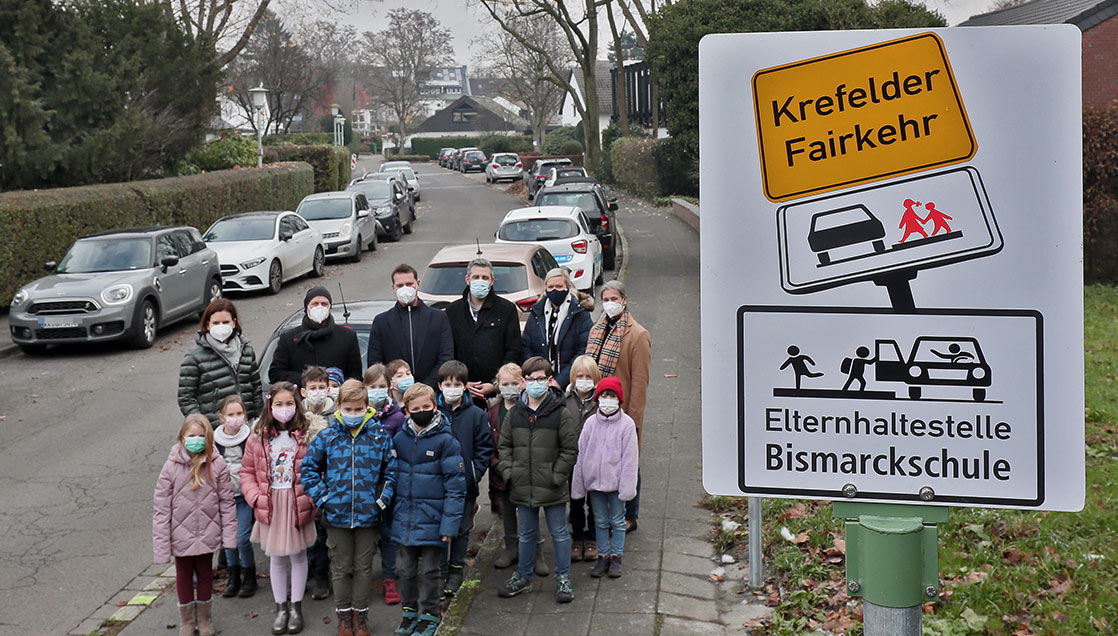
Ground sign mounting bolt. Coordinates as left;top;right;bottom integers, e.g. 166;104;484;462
842;483;857;498
847;580;860;594
926;585;938;597
919;486;935;501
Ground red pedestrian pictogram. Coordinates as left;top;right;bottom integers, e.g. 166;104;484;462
923;202;953;235
898;199;928;243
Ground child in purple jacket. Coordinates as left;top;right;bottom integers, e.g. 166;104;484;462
570;376;639;579
364;363;407;604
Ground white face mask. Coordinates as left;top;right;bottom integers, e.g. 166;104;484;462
574;378;595;395
306;389;328;405
209;323;234;342
395;285;418;305
603;301;625;319
307;304;331;324
328;386;340;400
500;385;520;401
598;397;620;415
442;386;465;403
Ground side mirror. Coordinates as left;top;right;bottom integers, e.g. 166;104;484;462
44;261;57;272
280;231;293;242
357;210;369;219
394;192;404;201
608;202;618;211
160;255;179;272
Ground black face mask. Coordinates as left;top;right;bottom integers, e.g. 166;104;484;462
410;410;436;427
546;289;569;307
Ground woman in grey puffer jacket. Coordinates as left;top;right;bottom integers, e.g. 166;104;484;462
178;300;264;428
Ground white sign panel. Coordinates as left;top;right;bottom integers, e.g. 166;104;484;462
699;26;1084;511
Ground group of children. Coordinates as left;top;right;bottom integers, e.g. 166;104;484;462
153;353;639;636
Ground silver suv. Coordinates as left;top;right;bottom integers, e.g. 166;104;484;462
296;191;378;262
8;226;222;353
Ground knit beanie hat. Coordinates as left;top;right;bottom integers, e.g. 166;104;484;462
304;286;332;309
593;376;624;404
327;367;345;386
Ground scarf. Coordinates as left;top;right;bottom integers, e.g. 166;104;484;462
587;311;628;376
295;315;335;349
205;332;243;372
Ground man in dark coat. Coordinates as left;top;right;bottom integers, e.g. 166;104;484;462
269;287;363;386
367;264;454;387
444;258;521;403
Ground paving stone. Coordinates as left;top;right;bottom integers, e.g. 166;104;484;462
143;576;175;591
108;604;145;622
721;598;773;627
621;549;663;571
663;552;720;577
142;562;168;577
588;611;658;633
89;591;135;620
660;616;726;636
664;535;715;558
526;609;592;635
456;607;530;634
122;576;161;591
529;583;597;614
69;617;105;635
591;586;658;613
664;517;715;539
662;571;719;601
659;591;721;623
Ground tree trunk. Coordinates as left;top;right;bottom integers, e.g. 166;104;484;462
607;5;629;136
580;0;601;172
651;75;660;137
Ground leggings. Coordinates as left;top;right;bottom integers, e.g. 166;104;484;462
175;553;214;604
269;552;309;603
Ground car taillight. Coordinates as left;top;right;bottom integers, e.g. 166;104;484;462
600;213;610;231
492;164;500;169
571;239;588;254
536;175;546;181
515;162;522;168
574;269;585;279
516;296;538;311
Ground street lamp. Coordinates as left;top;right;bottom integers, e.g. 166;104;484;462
249;85;269;168
331;103;345;147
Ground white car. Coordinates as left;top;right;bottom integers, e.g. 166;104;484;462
379;160;413;172
495;206;603;292
296;191;378;262
380;166;420;201
485;153;524;183
203;211;325;295
544;165;589;188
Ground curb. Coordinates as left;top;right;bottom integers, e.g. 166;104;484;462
67;564;177;635
436;516;504;635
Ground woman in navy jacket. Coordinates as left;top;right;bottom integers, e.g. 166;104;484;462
522;269;593;388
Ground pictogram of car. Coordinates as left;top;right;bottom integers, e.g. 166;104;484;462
808;204;887;265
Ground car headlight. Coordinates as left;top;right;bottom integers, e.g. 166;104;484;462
375;207;393;217
11;289;28;306
338;222;352;238
240;257;266;269
100;284;134;305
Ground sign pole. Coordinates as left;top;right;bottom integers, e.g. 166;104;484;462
748;497;763;587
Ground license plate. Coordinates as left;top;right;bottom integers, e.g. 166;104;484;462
927;368;969;381
39;317;81;329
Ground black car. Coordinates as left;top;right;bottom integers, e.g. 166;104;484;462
532;182;619;270
526;158;573;198
459;150;487;173
438;148;456;167
346;176;414;242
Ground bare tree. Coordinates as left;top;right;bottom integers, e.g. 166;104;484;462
606;4;629;135
359;9;453;148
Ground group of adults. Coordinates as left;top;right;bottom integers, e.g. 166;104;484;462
177;258;651;526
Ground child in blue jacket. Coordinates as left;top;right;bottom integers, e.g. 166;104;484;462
302;380;397;636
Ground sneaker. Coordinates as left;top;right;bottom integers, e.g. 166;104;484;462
310;570;331;600
383;578;400;605
393;608;418;635
608;555;623;578
498;574;533;598
554;575;574;603
412;614;440;636
444;564;464;597
590;556;609;578
570;540;583;562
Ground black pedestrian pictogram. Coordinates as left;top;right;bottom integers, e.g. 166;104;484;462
840;346;876;392
779;345;824;389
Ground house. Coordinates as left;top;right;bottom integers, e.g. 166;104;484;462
959;0;1118;107
409;95;530;145
558;60;613;141
610;59;669;138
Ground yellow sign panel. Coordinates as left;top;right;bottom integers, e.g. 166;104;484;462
753;33;976;202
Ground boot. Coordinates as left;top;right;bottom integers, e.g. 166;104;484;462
271;602;289;635
286;600;304;634
310;569;331;600
335;609;354;636
534;557;550;577
494;537;517;569
570;539;583;562
239;566;258;598
195;599;214;636
352;608;371;636
383;578;400;605
222;565;242;598
444;564;464;597
177;602;195;636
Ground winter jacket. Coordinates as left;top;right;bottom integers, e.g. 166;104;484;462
485;399;510;492
240;428;315;528
366;300;454;387
305;412;328;446
374;399;407;437
269;315;363;387
587;312;651;445
301;410;398;529
521;295;593;388
152;445;237;563
391;412;467;546
445;289;521;384
213;424;251;493
438;395;495;500
178;334;264;428
563;389;598;437
498;389;579;508
570;410;639;502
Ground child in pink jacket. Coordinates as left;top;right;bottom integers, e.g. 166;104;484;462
570;376;639;579
153;414;237;636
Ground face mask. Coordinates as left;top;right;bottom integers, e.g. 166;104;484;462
209;323;234;342
442;386;465;402
603;301;625;319
410;410;436;427
546;289;568;307
368;388;389;405
598;397;620;415
341;412;366;428
395;376;415;392
526;380;548;399
184;436;206;454
305;389;327;405
328;387;340;400
223;415;246;431
395;285;418;305
469;279;491;299
272;405;296;423
307;304;331;324
575;378;595;394
500;385;521;402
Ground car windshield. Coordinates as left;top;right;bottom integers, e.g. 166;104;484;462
498;219;579;241
812;207;875;232
534;192;599;213
347;182;392;201
57;238;153;273
555;168;585;178
386;167;417;180
298;199;352;221
204;217;275;242
495;155;519;166
419;264;529;294
913;339;981;364
380;162;410;171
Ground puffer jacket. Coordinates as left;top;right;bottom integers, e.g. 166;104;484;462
498;389;579;508
153;445;237;563
240;428;315;528
391;412;466;546
375;399;407;437
485;399;508;492
563;388;598;436
213;424;251;493
178;334;264;428
302;409;398;529
521;294;593;388
570;410;639;502
438;395;494;500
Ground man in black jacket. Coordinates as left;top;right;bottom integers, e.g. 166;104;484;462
367;264;454;387
444;258;521;404
269;287;363;386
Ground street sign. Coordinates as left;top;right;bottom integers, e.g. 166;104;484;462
351;153;358;170
699;26;1084;511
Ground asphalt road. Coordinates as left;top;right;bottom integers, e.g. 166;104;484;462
0;156;529;636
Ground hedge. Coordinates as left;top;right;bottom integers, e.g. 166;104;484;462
1084;103;1118;283
263;132;332;146
0;163;313;306
263;145;351;192
411;136;491;159
611;138;660;197
383;154;433;162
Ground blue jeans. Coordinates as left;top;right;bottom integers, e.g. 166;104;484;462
379;506;396;578
625;471;641;520
588;491;626;556
225;495;255;567
517;503;570;580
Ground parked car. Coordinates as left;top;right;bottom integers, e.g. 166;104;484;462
807;205;887;266
495;206;602;292
485;153;524;183
445;149;462;169
454;147;481;171
532;182;619;270
355;170;416;212
8;226;222;352
438;148;457;167
345;177;413;241
526;158;573;198
203;211;325;295
296;191;377;263
379;160;413;172
416;243;559;326
380;166;421;201
460;150;488;173
544;166;591;188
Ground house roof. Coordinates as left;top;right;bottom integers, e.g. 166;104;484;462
959;0;1118;28
416;95;529;133
568;60;614;114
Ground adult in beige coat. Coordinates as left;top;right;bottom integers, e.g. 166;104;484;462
585;280;651;529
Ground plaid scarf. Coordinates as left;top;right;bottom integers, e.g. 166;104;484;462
586;311;628;376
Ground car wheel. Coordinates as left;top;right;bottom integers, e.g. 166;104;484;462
204;277;222;306
369;231;377;252
973;388;986;402
389;220;404;242
130;299;158;349
350;237;363;263
908;386;921;400
310;247;326;277
485;175;491;183
403;213;414;235
18;343;47;355
268;260;283;295
604;247;616;271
